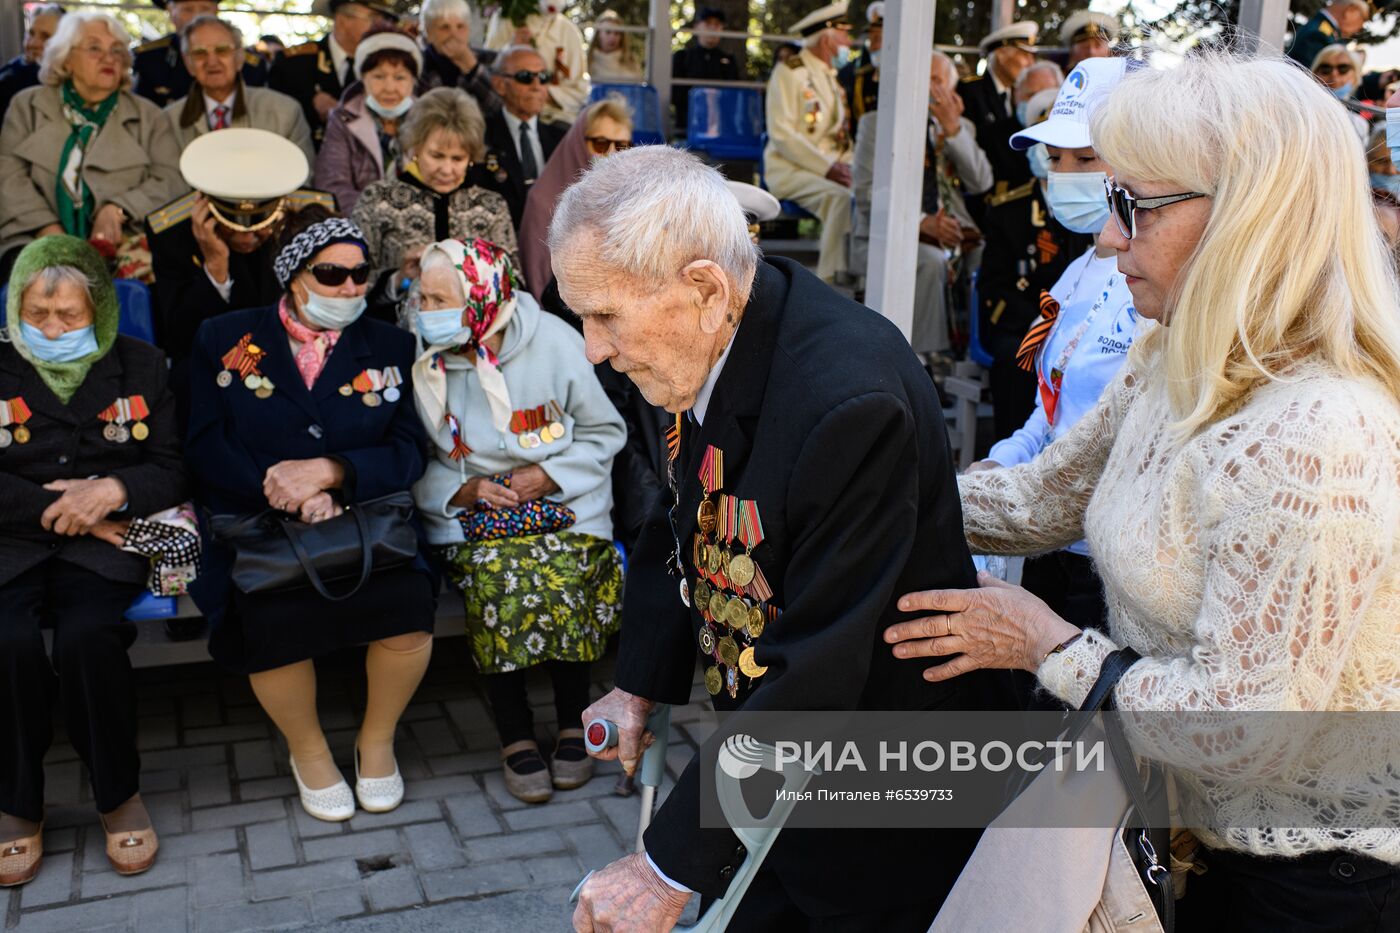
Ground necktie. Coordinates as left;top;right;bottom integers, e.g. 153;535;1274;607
343;60;355;88
518;120;538;184
211;105;229;130
1016;290;1060;372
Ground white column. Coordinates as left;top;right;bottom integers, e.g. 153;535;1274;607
865;0;936;340
646;0;673;130
1238;0;1289;55
992;0;1016;31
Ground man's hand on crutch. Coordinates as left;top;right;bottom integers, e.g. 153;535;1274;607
580;688;656;776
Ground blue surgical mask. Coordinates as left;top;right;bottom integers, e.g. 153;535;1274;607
300;291;366;330
1372;173;1400;198
831;46;851;69
1045;170;1110;234
20;321;98;363
366;94;413;120
416;307;469;345
1332;82;1355;100
1015;101;1030;127
1027;144;1050;180
868;50;881;69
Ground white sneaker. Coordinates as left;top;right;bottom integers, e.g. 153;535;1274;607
354;748;404;813
289;757;355;822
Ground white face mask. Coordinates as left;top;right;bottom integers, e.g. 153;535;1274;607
366;93;413;120
300;290;367;330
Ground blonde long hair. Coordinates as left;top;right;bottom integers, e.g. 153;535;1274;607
1092;53;1400;437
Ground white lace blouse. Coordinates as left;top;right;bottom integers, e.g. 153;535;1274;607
959;343;1400;864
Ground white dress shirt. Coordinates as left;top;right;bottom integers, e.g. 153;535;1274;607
329;33;352;85
502;109;546;175
204;89;237;130
689;327;738;425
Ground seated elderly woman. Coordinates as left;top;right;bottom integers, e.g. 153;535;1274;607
409;237;624;803
1311;43;1368;140
0;236;186;887
315;25;422;215
518;95;633;299
185;205;435;822
0;12;182;279
352;87;518;323
891;54;1400;930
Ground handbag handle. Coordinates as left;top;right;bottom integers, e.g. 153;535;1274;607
279;504;375;602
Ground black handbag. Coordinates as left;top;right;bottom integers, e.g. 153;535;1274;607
210;491;419;602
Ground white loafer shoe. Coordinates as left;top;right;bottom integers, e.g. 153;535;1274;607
354;748;404;813
290;757;355;822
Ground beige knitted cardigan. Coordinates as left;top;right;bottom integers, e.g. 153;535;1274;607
960;340;1400;864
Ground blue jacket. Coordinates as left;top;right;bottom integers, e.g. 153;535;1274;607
184;304;427;620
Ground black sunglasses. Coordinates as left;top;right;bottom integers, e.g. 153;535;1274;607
509;69;552;85
1104;177;1207;240
1315;63;1354;77
307;262;371;286
585;135;632;154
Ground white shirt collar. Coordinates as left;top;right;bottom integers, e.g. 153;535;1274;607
328;34;350;81
204;88;237;118
502;109;538;135
690;327;738;425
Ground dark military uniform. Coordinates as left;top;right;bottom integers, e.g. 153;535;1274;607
838;53;878;133
976;179;1090;438
956;73;1027;196
671;39;739;130
266;36;347;147
467;110;568;231
1287;10;1343;69
132;33;268;110
0;56;39;125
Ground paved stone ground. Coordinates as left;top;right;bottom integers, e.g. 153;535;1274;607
3;637;717;933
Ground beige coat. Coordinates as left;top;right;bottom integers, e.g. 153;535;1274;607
164;84;315;167
763;48;851;187
0;84;185;251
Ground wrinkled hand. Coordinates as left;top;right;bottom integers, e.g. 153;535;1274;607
264;458;343;513
89;518;131;548
451;476;519;509
299;491;343;524
825;161;852;187
572;852;689;933
918;210;962;249
313;90;338;121
929;83;961;136
580;687;655;775
90;204;124;245
191;196;231;282
963;459;1002;474
885;572;1081;680
41;477;127;536
510;464;558;503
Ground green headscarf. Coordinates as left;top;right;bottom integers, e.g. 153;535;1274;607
6;235;119;403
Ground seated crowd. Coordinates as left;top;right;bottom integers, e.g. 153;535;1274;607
1;0;1397;917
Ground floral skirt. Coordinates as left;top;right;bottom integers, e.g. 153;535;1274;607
437;532;622;675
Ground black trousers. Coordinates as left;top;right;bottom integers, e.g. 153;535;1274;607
0;560;143;822
704;867;941;932
987;332;1039;443
1177;847;1400;932
1016;550;1107;712
483;660;592;746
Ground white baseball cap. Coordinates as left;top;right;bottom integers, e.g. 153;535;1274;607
1009;56;1129;151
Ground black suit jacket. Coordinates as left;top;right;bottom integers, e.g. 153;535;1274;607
132;33;268;110
469;111;568;231
0;337;186;588
956;75;1028;193
184;305;428;626
147;217;282;361
268;36;344;147
616;257;1017;914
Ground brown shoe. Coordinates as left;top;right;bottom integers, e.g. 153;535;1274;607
100;816;159;876
550;728;594;790
501;740;554;804
0;823;42;887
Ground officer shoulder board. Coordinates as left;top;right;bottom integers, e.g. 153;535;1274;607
145;192;198;235
244;51;263;68
1320;19;1335;36
134;35;173;54
985;179;1036;209
286;189;338;213
960;73;982;84
283;41;320;58
785;55;805;70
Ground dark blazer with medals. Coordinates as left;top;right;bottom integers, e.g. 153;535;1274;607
183;304;428;628
468;111;568;231
267;36;344;147
956;74;1027;193
133;33;268;110
615;257;1017;916
0;337;186;588
1287;10;1340;68
838;56;878;132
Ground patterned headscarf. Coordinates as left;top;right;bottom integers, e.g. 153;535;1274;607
273;217;368;288
413;237;523;450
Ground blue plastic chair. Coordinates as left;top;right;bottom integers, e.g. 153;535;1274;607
589;84;665;145
686;88;764;162
0;279;156;344
966;269;995;369
756;133;815;220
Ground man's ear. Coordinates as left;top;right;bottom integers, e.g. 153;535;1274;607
684;260;731;335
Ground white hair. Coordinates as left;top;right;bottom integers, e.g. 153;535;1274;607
179;15;244;56
930;50;958;87
1014;59;1064;94
420;0;471;31
549;146;759;298
1331;0;1372;13
40;11;132;88
492;43;545;74
20;264;96;301
1310;42;1362;74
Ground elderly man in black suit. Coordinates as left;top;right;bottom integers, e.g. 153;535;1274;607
469;44;568;231
561;147;1015;932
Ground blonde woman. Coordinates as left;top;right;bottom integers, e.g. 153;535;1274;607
888;55;1400;930
1311;43;1369;140
587;11;642;82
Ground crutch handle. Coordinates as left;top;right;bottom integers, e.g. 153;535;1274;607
584;719;617;755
